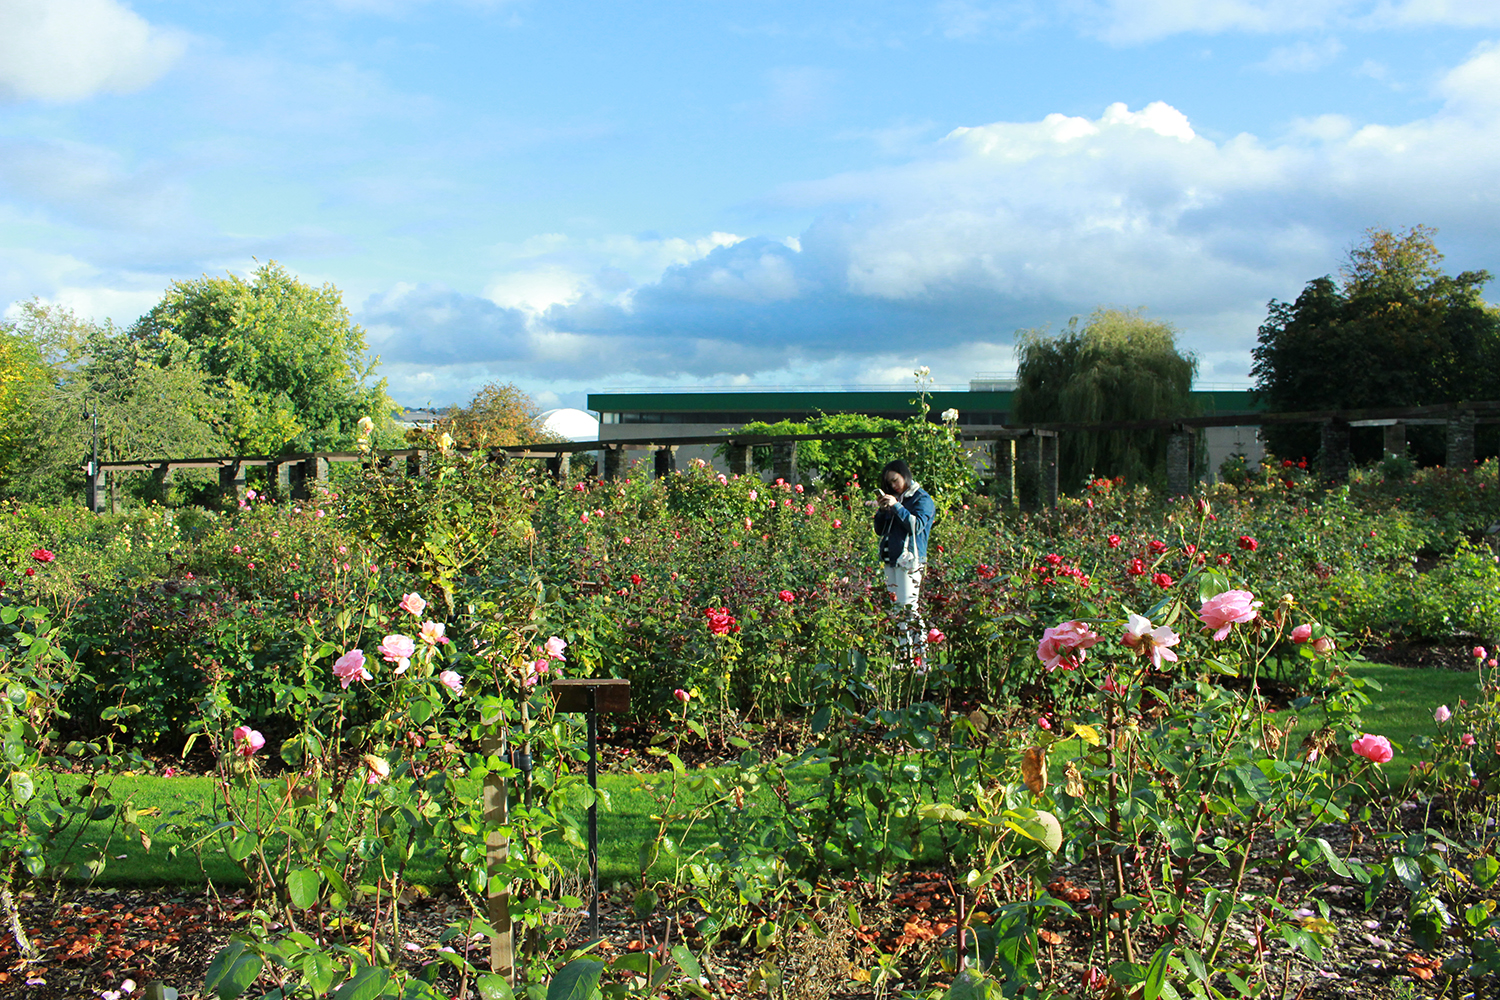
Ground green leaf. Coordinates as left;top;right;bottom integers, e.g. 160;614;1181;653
408;699;433;724
1314;838;1351;878
475;974;516;1000
331;966;391;1000
1474;855;1499;888
1142;945;1172;1000
204;939;264;1000
9;770;33;804
227;830;257;863
944;969;992;1000
287;868;319;910
546;958;605;1000
1183;948;1208;983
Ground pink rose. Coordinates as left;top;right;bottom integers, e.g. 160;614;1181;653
1311;635;1336;655
1037;621;1101;673
439;670;464;694
545;636;567;660
1037;716;1052;730
1351;733;1394;764
1291;624;1313;643
748;490;758;501
399;592;427;617
1473;646;1488;660
1462;733;1476;747
673;688;690;704
1198;590;1261;641
364;754;390;785
232;726;265;757
333;649;371;689
926;628;946;644
380;634;416;670
1122;613;1179;669
1434;705;1452;723
419;621;449;645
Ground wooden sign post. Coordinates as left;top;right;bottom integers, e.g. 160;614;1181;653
551;678;631;940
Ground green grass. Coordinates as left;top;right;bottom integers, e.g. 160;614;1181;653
39;662;1472;889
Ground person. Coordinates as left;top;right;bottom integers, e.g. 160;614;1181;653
871;459;935;665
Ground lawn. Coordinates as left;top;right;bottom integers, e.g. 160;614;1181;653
41;660;1472;891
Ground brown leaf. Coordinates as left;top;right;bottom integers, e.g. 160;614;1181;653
1065;762;1086;799
1021;747;1048;794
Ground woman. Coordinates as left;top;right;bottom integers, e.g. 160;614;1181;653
871;459;935;665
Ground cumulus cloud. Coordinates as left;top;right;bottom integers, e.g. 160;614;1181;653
359;42;1500;388
0;0;186;103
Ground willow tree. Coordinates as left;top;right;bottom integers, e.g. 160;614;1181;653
1012;308;1197;490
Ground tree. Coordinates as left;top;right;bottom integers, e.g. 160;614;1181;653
1012;308;1197;490
434;381;555;449
128;262;394;454
0;302;228;501
1250;226;1500;461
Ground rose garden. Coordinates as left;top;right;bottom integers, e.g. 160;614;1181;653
1;429;1498;1000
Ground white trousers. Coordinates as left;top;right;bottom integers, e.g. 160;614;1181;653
883;563;925;664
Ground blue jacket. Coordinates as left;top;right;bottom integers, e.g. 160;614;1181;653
873;484;936;566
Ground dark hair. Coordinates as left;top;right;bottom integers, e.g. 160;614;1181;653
881;460;912;484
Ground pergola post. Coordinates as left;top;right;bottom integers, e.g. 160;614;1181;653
1040;432;1060;507
546;452;570;479
1166;428;1193;497
726;441;752;478
992;438;1015;506
86;463;107;514
1016;433;1042;511
1383;422;1407;459
1320;420;1351;484
603;446;624;481
653;445;677;479
771;441;798;484
1447;410;1476;470
219;460;246;505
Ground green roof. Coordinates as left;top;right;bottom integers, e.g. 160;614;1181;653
589;389;1262;417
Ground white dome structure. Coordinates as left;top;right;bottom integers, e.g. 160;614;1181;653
540;407;599;442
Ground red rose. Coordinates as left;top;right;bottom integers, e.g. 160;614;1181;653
1126;558;1146;576
1237;535;1258;552
1148;540;1167;555
704;606;739;635
30;548;55;563
1107;534;1121;548
631;573;642;586
1152;572;1173;589
777;590;794;603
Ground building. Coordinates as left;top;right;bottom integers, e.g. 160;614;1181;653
587;387;1265;482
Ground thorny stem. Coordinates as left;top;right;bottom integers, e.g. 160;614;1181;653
1104;697;1137;965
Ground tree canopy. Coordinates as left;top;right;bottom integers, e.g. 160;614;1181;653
1012;308;1197;490
435;381;554;449
128;262;394;454
1250;226;1500;460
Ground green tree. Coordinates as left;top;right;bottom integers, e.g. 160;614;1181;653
1250;226;1500;462
0;302;228;501
128;262;394;454
722;412;905;491
1012;308;1198;490
435;381;555;449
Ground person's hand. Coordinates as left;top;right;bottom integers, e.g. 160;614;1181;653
877;490;896;509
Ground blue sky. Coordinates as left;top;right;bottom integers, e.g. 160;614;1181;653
3;0;1499;410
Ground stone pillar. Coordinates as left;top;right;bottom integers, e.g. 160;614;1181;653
771;441;798;484
1016;433;1042;511
726;442;752;478
272;460;292;496
992;438;1015;506
1383;422;1406;460
405;450;427;479
1320;420;1351;484
1166;429;1193;497
289;455;329;500
1041;433;1059;507
1447;411;1476;470
86;463;107;514
546;452;570;479
654;446;678;479
149;463;173;504
603;446;624;481
219;460;246;505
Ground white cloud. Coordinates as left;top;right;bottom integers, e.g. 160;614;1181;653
1253;38;1345;73
0;0;186;103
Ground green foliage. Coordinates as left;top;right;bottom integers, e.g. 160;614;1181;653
1013;308;1198;491
1251;226;1500;461
128;261;395;455
719;411;905;491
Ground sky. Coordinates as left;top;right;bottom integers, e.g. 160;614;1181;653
3;0;1500;411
